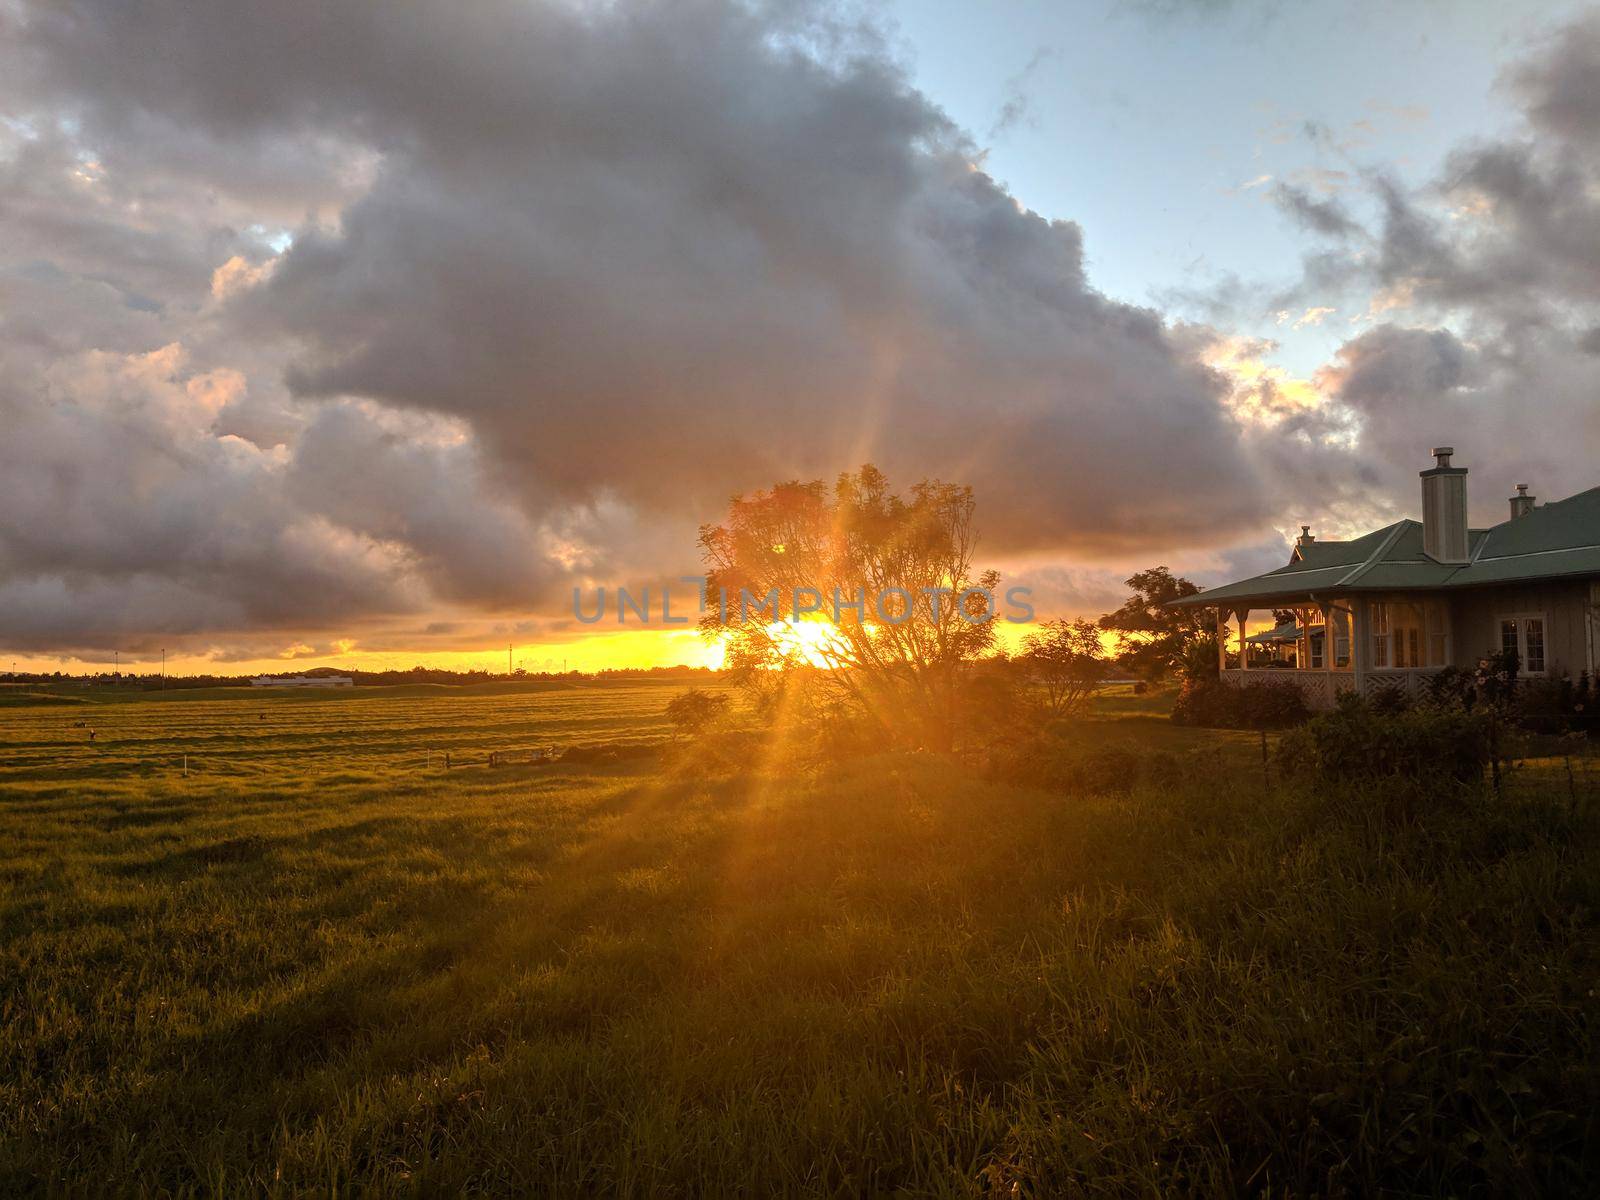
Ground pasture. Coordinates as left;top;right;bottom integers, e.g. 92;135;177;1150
2;682;1598;1195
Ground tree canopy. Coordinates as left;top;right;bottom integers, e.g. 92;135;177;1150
1019;618;1108;718
1098;566;1208;680
698;465;1002;750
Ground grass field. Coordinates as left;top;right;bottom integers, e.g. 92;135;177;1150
2;682;1598;1195
0;679;698;784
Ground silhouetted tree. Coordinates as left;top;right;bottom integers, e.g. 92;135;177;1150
1098;566;1209;680
1020;618;1107;717
698;465;1003;751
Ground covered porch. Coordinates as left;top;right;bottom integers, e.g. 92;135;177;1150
1216;596;1452;709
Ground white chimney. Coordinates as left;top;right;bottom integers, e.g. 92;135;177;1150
1509;483;1536;520
1420;447;1469;563
1296;524;1315;548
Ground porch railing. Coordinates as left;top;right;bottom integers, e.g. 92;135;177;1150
1219;668;1440;709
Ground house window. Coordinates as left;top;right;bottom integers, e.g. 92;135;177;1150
1329;604;1352;669
1400;604;1424;668
1426;604;1449;666
1498;614;1547;675
1393;609;1414;668
1371;600;1448;668
1527;619;1546;674
1291;607;1324;669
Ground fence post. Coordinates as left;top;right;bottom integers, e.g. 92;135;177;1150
1260;729;1270;795
1488;711;1502;798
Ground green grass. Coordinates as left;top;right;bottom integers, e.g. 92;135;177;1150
2;683;1598;1195
0;679;705;787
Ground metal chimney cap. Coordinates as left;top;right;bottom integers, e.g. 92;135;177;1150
1516;483;1529;495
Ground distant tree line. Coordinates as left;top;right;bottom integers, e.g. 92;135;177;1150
2;663;727;688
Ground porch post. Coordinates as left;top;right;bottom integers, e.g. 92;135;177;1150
1352;596;1368;695
1216;607;1228;674
1236;608;1250;672
1588;583;1600;677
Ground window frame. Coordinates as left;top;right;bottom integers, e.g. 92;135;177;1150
1328;602;1353;671
1368;598;1451;670
1496;611;1549;677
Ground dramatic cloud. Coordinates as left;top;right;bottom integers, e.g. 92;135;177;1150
0;0;1286;657
1262;11;1600;522
0;343;415;650
6;1;1599;660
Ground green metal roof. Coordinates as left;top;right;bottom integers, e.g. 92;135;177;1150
1170;484;1600;609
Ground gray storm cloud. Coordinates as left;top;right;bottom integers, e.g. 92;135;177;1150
216;0;1267;554
0;0;1274;655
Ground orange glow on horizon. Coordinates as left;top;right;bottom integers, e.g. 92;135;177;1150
3;629;727;679
2;620;1093;679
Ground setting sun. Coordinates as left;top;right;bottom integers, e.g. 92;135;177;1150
767;617;847;667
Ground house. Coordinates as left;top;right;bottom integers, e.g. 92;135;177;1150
250;675;354;688
1168;448;1600;709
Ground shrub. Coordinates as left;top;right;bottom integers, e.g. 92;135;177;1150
1519;676;1570;727
804;699;885;763
1473;648;1521;710
1424;665;1478;709
1516;672;1600;736
1171;678;1309;729
1177;631;1220;683
1367;682;1412;715
663;728;769;776
1276;693;1489;787
558;740;660;764
954;668;1032;753
664;687;729;737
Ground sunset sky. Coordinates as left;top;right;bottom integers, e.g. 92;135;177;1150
3;0;1599;674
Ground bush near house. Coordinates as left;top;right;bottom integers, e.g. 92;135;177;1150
1517;671;1600;736
1170;677;1310;729
1277;693;1490;786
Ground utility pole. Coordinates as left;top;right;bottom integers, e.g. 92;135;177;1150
508;643;513;676
161;648;166;688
